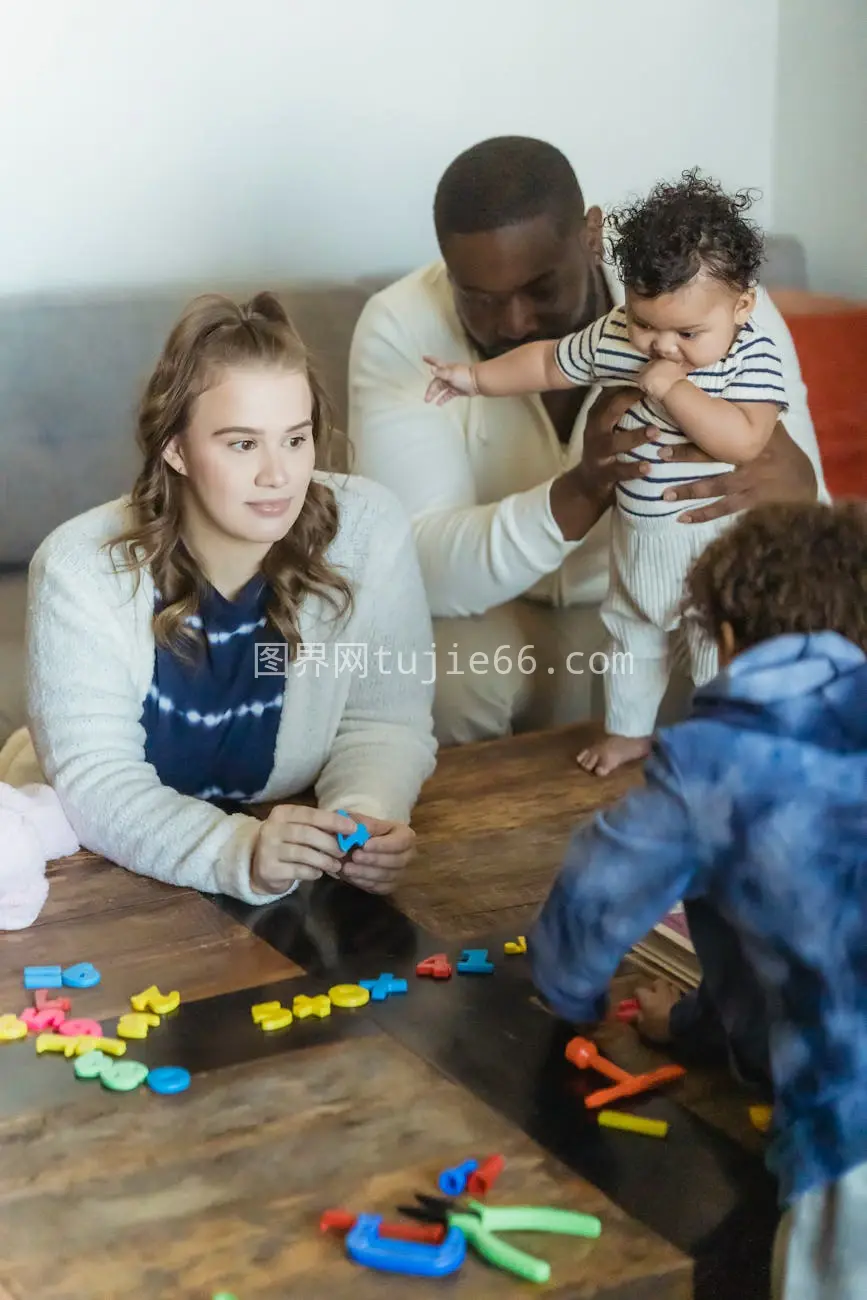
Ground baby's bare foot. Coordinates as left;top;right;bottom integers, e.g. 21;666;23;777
576;734;651;776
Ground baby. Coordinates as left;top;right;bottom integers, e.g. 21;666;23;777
425;170;788;775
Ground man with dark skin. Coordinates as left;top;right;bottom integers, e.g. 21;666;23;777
348;136;826;748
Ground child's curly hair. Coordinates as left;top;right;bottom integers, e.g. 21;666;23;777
607;167;765;298
684;501;867;654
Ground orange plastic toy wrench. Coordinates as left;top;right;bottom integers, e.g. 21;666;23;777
565;1036;685;1108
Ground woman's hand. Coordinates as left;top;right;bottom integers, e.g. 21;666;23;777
250;805;353;895
340;814;417;894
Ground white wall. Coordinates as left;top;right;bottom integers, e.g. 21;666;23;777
774;0;867;298
0;0;779;296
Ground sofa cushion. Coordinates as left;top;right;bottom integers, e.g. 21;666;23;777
0;278;386;565
771;290;867;499
0;571;28;746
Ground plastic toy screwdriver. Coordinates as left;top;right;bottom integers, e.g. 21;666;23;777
396;1194;602;1284
565;1036;685;1108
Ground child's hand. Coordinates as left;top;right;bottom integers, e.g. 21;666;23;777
638;358;690;402
634;979;682;1043
424;356;478;405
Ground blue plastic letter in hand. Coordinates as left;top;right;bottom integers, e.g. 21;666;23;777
336;809;370;854
457;949;494;974
345;1213;467;1277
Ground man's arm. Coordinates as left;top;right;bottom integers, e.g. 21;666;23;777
528;742;702;1024
347;294;644;617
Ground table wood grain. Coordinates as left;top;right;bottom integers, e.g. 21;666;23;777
0;849;299;1021
0;1031;692;1300
396;722;640;937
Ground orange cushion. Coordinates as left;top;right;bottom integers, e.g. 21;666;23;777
770;290;867;499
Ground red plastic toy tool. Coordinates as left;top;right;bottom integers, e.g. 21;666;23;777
466;1154;505;1198
320;1208;445;1245
415;954;453;980
565;1036;685;1109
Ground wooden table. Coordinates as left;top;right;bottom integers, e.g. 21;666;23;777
0;724;776;1299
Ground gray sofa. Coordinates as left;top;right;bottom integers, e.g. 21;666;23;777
0;236;808;748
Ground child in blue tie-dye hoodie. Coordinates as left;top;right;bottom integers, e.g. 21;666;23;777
528;500;867;1300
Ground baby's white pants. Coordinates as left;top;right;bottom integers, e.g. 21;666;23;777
601;509;736;737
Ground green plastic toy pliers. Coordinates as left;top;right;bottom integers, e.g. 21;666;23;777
396;1193;602;1284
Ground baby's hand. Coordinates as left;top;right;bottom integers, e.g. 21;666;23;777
423;355;478;405
638;358;690;402
634;978;682;1043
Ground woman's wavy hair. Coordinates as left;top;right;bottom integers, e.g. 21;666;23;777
104;290;352;661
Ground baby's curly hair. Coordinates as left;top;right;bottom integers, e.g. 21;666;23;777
684;501;867;655
607;167;765;298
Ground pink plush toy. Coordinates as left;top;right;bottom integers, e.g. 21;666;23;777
0;783;79;930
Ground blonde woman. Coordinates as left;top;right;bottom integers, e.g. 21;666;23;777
0;292;437;905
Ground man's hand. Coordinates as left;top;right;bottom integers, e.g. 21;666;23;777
658;421;818;524
423;356;477;405
637;358;690;403
340;814;416;895
549;386;656;539
250;805;350;895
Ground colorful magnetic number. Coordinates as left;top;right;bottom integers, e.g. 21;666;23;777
336;809;370;854
117;1013;161;1040
22;964;101;990
0;1014;28;1042
327;984;370;1009
73;1050;149;1092
416;954;453;979
251;1001;293;1031
19;1007;67;1033
130;986;180;1015
61;963;101;989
